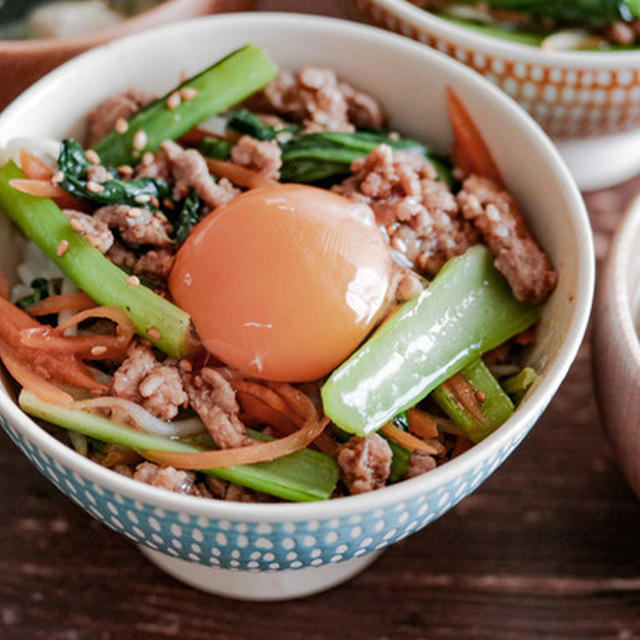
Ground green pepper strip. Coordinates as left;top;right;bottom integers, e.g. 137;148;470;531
19;391;339;502
431;358;514;443
502;366;537;404
0;161;194;358
93;44;278;167
321;245;540;436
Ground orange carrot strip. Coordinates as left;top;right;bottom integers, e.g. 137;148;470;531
205;158;277;190
446;88;504;186
0;268;9;300
0;338;73;407
19;149;54;180
146;416;329;469
236;391;299;435
20;306;135;360
232;380;301;426
9;178;91;212
179;127;224;145
0;297;104;391
407;408;439;440
26;292;96;316
380;423;441;455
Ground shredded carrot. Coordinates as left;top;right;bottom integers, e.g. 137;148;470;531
236;391;299;435
380;423;441;455
19;306;135;360
0;338;73;407
446;88;504;186
26;292;96;316
407;408;439;440
232;380;300;425
179;127;223;145
19;149;54;180
205;159;277;190
0;297;104;391
9;178;90;211
146;416;329;469
0;268;9;300
442;374;486;423
514;326;537;346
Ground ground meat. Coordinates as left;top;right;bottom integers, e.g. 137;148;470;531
404;449;437;480
391;263;424;303
112;463;134;478
162;140;239;209
132;462;199;495
181;367;251;449
134;151;170;181
134;248;175;279
231;135;282;180
110;341;187;420
93;204;172;248
204;477;270;503
337;433;392;495
334;144;474;276
86;89;154;147
62;209;114;253
603;19;640;44
338;81;386;130
457;174;557;304
256;68;386;133
106;242;136;270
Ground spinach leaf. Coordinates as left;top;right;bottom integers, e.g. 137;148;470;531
171;188;203;244
16;278;49;310
226;109;278;141
199;137;232;160
58;139;171;208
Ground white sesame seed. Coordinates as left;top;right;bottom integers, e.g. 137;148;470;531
86;180;104;193
51;171;64;185
133;130;148;151
115;117;129;134
69;219;82;232
127;208;142;218
118;165;133;177
134;194;150;204
166;91;181;110
147;328;162;340
56;240;68;257
85;149;100;165
125;275;140;287
90;346;107;356
180;87;198;101
142;152;154;166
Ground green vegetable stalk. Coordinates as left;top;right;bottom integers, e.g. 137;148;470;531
93;44;278;166
502;366;537;403
431;358;514;443
20;390;339;502
321;245;539;436
0;161;194;358
437;0;640;26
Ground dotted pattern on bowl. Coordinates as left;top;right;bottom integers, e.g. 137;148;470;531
354;0;640;137
0;412;528;572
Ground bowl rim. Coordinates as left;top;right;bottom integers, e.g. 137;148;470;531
363;0;640;67
0;11;595;522
599;194;640;366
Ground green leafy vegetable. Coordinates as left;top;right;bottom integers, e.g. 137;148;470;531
58;139;170;208
321;245;539;436
16;278;49;310
227;109;278;141
280;131;453;185
198;137;232;160
0;160;194;358
171;188;203;245
431;358;514;443
92;45;278;166
19;390;339;502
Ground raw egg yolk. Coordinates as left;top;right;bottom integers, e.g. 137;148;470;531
169;184;392;382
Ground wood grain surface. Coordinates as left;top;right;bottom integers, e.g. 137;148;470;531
2;2;640;638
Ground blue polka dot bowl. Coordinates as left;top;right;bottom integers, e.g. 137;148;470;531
0;13;593;600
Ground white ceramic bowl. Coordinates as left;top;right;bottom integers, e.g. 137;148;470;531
0;13;594;600
593;196;640;497
353;0;640;189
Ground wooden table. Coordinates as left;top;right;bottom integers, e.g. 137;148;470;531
2;2;640;638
